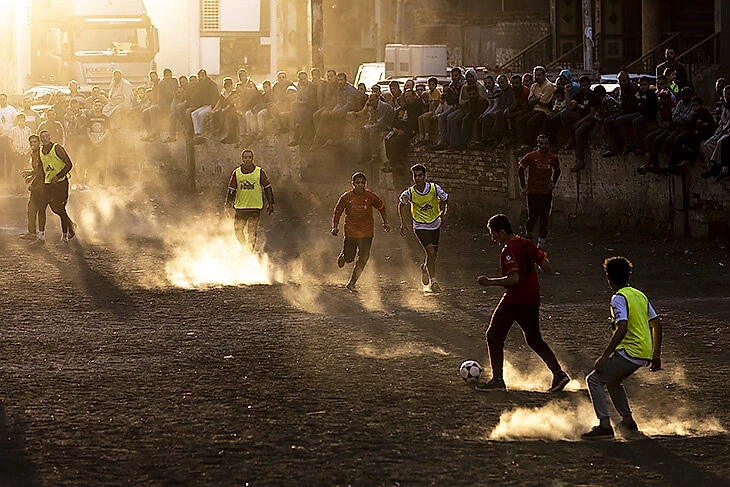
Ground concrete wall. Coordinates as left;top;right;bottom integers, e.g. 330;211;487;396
186;132;730;240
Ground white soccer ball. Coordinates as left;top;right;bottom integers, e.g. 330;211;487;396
459;360;484;381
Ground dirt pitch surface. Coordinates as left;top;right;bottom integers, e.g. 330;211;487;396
1;177;730;487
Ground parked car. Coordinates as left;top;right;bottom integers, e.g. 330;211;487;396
591;73;657;96
22;85;91;117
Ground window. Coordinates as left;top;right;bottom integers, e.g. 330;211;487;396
202;0;220;32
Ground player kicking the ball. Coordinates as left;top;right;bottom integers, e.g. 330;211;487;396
475;214;570;393
582;256;662;440
332;172;390;293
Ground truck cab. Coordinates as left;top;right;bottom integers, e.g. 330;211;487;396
30;0;159;88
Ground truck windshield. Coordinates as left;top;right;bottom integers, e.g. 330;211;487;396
72;27;150;55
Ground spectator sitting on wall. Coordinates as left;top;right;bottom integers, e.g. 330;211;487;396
504;73;531;143
477;73;514;148
289;71;311;146
663;67;680;95
415;77;442;146
439;68;487;150
609;76;658;155
665;96;715;170
515;66;555;152
700;85;730;181
360;92;395;168
638;86;694;175
461;84;489;149
384;89;423;173
570;84;619;172
434;67;465;149
712;77;727;123
19;96;41;133
602;71;640;157
312;72;357;149
85;85;108;109
103;70;134;126
558;75;592;150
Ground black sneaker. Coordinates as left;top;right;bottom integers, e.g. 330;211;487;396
421;264;430;286
617;419;639;438
346;282;358;293
475;377;506;392
337;253;346;268
582;425;615;440
429;280;442;293
547;371;570;393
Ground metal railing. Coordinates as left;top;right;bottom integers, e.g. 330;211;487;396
498;33;551;74
624;32;681;74
546;33;601;72
676;32;720;82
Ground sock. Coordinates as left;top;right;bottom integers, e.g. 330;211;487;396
37;231;45;241
599;417;611;428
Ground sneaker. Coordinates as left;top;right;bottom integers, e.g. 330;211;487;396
337;253;346;268
19;233;37;241
346;282;358;293
547;371;570;392
536;238;546;250
421;264;430;286
430;280;442;293
617;419;639;437
581;425;615;440
67;222;77;241
475;377;506;392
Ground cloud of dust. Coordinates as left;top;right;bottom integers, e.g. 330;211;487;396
502;358;582;393
489;400;596;441
356;342;450;359
488;400;726;441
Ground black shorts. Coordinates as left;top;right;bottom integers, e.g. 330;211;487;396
342;237;373;263
415;228;440;248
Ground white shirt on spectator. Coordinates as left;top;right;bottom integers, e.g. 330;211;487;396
9;125;32;155
0;105;18;136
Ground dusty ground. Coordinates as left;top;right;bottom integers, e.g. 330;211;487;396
1;150;729;486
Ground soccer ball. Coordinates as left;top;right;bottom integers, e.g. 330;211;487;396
459;360;483;381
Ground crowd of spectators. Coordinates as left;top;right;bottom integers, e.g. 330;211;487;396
1;47;729;191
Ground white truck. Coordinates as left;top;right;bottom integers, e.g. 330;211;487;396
21;0;159;89
355;44;448;91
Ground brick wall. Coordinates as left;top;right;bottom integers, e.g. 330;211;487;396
187;131;730;240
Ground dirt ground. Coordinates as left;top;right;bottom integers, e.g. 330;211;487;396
1;152;730;486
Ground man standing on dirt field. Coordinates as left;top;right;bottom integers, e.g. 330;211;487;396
518;134;560;250
20;134;48;244
332;172;391;293
398;163;448;292
582;256;662;440
224;149;274;252
39;130;76;243
475;213;570;393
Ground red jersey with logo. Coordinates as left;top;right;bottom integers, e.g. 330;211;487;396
500;236;547;306
333;190;386;238
518;150;560;195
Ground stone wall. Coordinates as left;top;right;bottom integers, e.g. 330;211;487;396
185;133;730;240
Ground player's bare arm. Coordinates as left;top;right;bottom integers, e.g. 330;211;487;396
650;318;663;372
595;320;628;372
398;203;411;237
477;269;519;287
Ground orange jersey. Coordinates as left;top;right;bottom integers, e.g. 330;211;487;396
333;190;386;238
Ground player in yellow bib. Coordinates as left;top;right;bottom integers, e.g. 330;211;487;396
398;164;448;292
224;149;274;251
39;130;76;242
582;256;663;440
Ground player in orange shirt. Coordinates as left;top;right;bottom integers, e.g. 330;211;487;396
332;172;391;292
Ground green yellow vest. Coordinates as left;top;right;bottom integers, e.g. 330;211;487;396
40;144;70;184
611;286;653;360
233;166;264;210
409;183;441;224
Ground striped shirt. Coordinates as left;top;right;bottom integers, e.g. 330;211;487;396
9;125;32;155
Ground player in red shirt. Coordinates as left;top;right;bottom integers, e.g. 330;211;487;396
332;172;391;292
475;213;570;392
518;134;560;250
